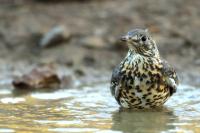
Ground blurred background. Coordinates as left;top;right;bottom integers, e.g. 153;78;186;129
0;0;199;85
0;0;200;133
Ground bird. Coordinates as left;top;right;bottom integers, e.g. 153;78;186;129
110;29;179;109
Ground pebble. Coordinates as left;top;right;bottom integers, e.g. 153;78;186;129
39;25;71;48
82;55;95;66
12;66;61;90
80;36;108;49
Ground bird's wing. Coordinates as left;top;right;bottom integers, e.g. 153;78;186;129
161;60;179;96
110;64;123;103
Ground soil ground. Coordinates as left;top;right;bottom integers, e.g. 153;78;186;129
0;0;199;87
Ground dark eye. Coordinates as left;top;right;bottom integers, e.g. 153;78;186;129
141;36;147;42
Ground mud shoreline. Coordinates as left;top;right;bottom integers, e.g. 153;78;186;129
0;0;199;87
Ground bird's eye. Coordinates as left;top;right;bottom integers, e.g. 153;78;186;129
141;36;147;42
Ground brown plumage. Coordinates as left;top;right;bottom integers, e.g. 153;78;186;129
110;29;179;109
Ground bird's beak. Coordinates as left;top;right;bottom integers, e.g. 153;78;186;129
121;34;138;43
120;35;129;42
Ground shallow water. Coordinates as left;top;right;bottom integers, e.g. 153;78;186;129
0;82;200;133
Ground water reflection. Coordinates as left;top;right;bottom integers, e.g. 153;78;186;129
112;108;175;133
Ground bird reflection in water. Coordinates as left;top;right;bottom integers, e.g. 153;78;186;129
111;107;176;133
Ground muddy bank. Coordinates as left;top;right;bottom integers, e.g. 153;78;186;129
0;0;199;87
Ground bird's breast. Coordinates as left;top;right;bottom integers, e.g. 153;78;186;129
118;56;170;108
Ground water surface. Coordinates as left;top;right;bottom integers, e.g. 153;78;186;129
0;82;200;133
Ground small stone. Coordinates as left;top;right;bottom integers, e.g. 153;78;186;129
81;36;108;49
39;25;71;48
65;60;74;67
60;75;74;88
82;55;95;66
74;69;85;76
56;58;74;67
148;25;160;33
12;66;61;90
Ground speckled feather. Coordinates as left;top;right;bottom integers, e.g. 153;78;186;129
110;29;179;109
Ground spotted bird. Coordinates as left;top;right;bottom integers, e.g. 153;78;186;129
110;29;179;109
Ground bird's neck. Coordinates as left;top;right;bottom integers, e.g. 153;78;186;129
128;42;160;58
124;50;144;64
121;50;160;68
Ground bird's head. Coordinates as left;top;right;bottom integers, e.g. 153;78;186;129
121;29;159;57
